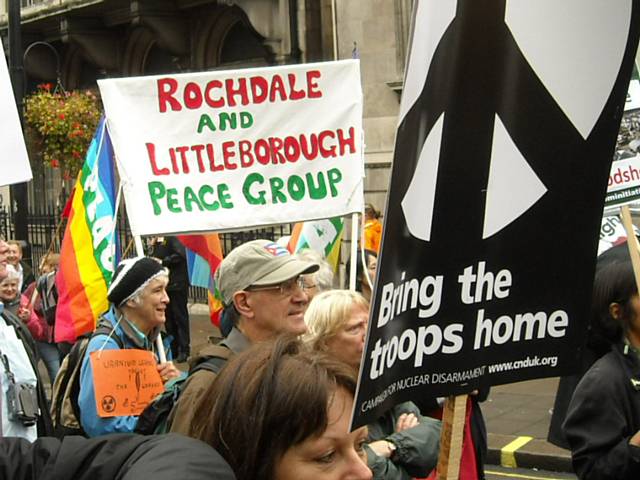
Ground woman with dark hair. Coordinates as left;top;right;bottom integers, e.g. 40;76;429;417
189;336;372;480
563;260;640;479
348;249;377;301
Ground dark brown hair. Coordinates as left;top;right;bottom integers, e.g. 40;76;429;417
189;335;357;480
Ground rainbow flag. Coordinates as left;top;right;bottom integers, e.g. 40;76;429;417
55;118;119;342
288;217;344;270
177;234;223;326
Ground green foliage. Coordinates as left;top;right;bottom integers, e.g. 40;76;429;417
24;83;102;177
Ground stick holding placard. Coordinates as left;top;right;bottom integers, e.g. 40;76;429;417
132;234;168;364
620;206;640;294
436;395;467;480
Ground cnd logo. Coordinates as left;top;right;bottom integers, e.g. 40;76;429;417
399;0;633;241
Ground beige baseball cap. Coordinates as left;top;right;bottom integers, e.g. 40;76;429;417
215;239;320;305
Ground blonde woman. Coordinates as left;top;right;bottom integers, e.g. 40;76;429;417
304;290;441;480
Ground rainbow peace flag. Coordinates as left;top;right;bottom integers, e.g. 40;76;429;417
55;118;119;342
177;234;224;326
288;217;344;270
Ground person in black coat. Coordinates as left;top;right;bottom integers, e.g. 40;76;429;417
548;242;632;449
151;236;190;362
0;433;236;480
563;260;640;479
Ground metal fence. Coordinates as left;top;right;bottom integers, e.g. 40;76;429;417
0;205;293;304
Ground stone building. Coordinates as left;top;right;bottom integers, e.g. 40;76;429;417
0;0;413;218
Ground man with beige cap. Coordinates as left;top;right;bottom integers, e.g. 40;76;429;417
168;239;318;435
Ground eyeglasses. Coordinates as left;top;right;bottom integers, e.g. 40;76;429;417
246;276;306;297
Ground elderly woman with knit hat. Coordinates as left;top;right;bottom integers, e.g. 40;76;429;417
78;257;181;437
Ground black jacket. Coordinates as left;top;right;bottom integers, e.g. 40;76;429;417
151;237;188;291
0;433;236;480
563;343;640;479
1;310;53;437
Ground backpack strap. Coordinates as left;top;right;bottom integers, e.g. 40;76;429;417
90;318;124;350
190;345;232;376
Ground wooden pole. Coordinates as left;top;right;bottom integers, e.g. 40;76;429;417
132;234;167;364
620;206;640;293
436;395;468;480
349;212;359;291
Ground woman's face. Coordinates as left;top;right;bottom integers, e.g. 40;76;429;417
0;279;18;301
325;305;369;370
366;255;377;284
274;387;372;480
360;255;378;300
624;295;640;347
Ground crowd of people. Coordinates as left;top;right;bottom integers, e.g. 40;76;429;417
0;200;449;480
6;198;636;480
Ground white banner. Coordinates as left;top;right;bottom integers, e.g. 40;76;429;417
99;60;364;236
0;39;32;187
605;154;640;207
626;79;640;111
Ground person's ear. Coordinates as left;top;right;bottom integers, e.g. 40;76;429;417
124;298;138;309
233;291;254;319
609;302;623;321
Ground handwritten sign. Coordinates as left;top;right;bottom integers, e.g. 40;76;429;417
98;60;364;236
90;349;164;417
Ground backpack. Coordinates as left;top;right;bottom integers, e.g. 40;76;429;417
50;321;123;437
37;272;58;326
134;345;231;435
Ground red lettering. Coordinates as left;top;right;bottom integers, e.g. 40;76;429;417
250;76;269;104
157;78;182;113
191;145;206;173
255;139;271;165
225;78;249;107
284;136;301;163
176;146;190;173
184;82;203;110
169;148;179;174
146;143;170;175
269;137;286;164
307;70;322;98
204;80;225;108
239;141;255;168
287;73;306;100
300;134;319;160
269;75;288;102
206;144;224;172
337;127;356;155
222;142;238;170
318;130;336;157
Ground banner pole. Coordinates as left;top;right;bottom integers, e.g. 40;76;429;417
331;0;338;61
133;234;168;364
437;395;468;480
620;206;640;293
349;212;358;290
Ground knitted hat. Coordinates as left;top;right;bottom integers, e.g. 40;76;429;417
215;239;319;305
107;257;169;307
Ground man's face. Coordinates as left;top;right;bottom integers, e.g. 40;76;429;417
243;275;310;339
0;242;8;280
128;276;170;331
7;244;20;266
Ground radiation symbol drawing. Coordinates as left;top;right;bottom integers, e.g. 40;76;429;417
400;0;633;241
101;395;116;413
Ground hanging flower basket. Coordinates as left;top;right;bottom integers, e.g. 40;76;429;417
24;83;102;177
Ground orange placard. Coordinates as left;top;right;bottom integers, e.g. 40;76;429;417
90;349;164;418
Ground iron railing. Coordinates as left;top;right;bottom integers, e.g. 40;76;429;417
0;205;292;304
